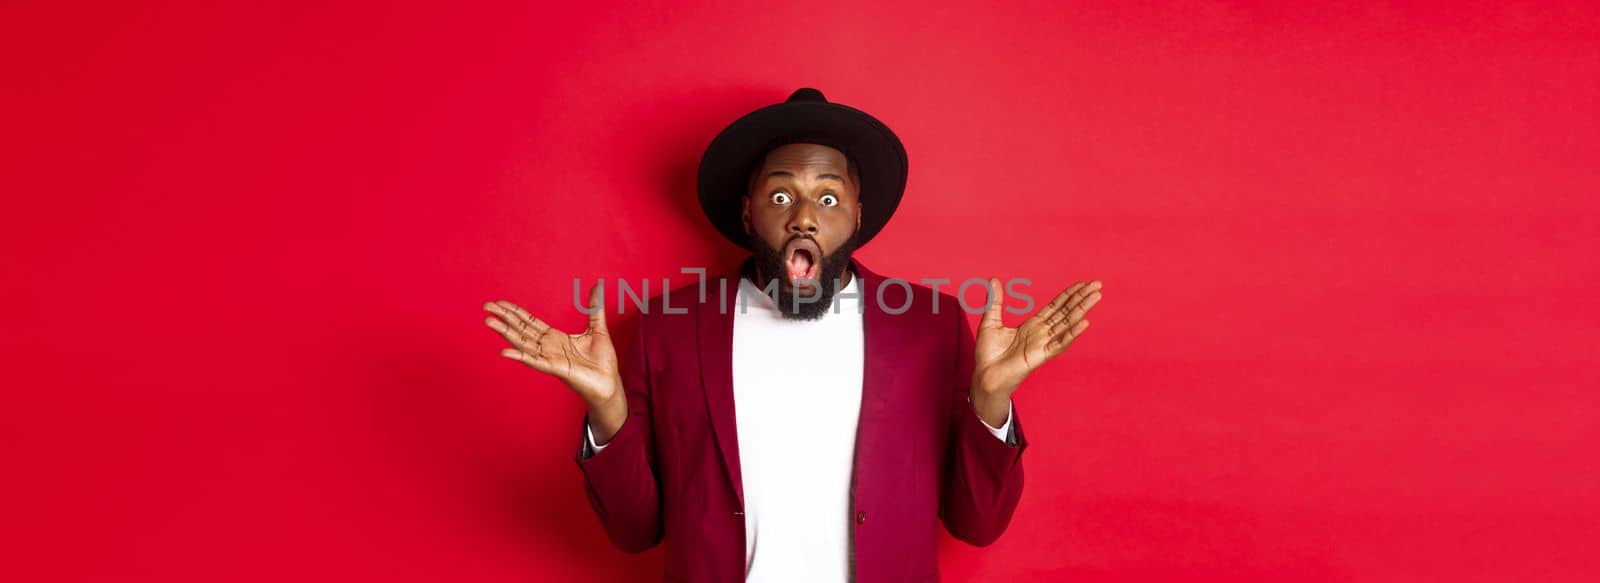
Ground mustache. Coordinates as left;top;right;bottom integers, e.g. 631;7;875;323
784;234;825;255
746;228;861;320
748;230;859;284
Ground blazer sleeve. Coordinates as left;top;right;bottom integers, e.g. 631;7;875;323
572;314;663;553
938;309;1028;546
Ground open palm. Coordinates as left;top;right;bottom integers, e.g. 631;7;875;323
483;283;621;404
972;278;1103;395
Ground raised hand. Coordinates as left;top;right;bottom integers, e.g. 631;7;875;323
483;283;627;440
969;278;1102;424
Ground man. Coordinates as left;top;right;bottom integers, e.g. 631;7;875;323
482;88;1103;582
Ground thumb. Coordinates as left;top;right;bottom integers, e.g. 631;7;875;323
980;277;1005;328
587;281;608;333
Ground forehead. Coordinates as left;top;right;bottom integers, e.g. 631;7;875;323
757;142;850;175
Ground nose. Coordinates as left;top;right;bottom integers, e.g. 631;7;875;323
787;203;818;236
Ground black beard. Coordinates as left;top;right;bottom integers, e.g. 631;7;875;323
748;230;859;321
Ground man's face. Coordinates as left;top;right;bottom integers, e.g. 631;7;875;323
742;142;863;304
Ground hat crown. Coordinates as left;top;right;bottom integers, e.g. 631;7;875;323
698;87;906;251
786;87;826;103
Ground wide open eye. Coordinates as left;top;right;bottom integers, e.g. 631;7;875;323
770;192;792;205
819;193;839;207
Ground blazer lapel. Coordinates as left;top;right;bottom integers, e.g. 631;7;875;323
697;257;903;512
852;259;901;487
698;262;745;509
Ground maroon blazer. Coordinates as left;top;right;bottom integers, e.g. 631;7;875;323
574;257;1028;582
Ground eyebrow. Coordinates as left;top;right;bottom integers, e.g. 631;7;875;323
765;170;846;183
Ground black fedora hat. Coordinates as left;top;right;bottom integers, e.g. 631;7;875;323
696;87;908;250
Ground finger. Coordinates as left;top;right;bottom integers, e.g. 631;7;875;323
485;315;511;335
483;302;526;330
1029;281;1084;329
1045;283;1101;330
1048;319;1090;352
491;300;553;338
1061;281;1101;313
1076;290;1102;315
586;282;608;334
1035;281;1085;321
493;300;550;334
501;347;554;373
980;277;1006;328
1047;293;1100;338
486;316;541;354
1056;290;1102;325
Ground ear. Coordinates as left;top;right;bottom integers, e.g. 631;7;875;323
742;196;753;235
855;201;863;231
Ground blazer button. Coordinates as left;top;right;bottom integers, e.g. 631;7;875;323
856;511;867;524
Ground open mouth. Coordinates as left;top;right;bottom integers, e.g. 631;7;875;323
782;238;822;284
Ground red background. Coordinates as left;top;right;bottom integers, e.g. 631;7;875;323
3;2;1596;581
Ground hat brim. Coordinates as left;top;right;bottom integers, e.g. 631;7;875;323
697;99;907;251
